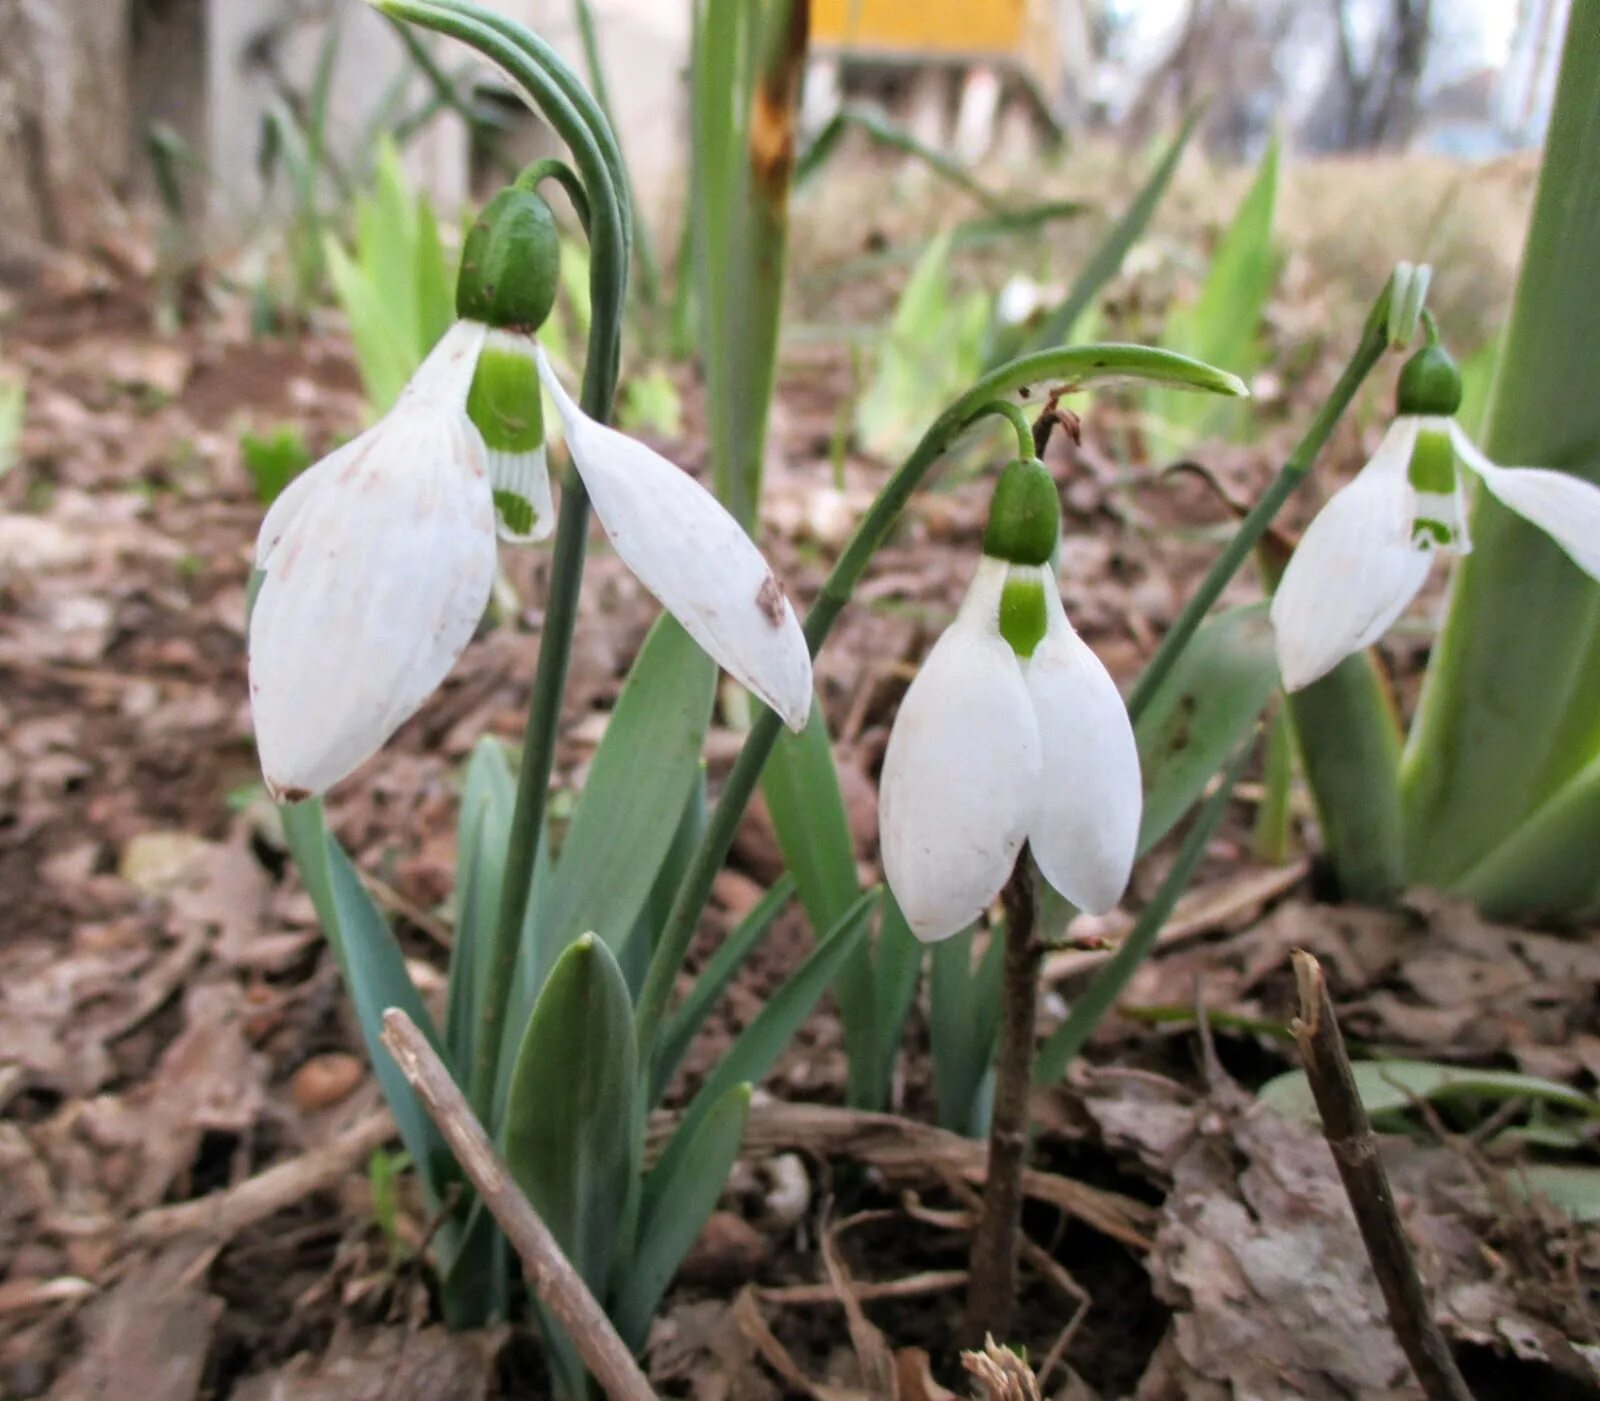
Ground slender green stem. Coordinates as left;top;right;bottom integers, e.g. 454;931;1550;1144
633;343;1245;1060
1126;300;1393;725
967;399;1037;462
381;0;630;1115
514;157;591;234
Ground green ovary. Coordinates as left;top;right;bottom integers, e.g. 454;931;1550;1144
998;573;1048;659
467;345;544;453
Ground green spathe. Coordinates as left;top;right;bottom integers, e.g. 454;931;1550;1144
1395;345;1462;417
982;458;1060;566
456;186;560;330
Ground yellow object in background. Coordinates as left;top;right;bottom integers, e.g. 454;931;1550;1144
810;0;1030;58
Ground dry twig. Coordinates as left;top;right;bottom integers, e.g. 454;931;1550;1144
1290;950;1473;1401
127;1110;394;1246
379;1009;656;1401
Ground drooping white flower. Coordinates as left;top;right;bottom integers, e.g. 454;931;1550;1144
250;319;496;801
535;347;813;731
879;554;1142;942
249;316;814;800
1271;415;1600;691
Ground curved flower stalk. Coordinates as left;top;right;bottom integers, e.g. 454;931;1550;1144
1272;344;1600;692
249;182;811;801
878;457;1141;941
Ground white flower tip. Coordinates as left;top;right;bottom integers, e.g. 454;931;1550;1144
897;894;979;945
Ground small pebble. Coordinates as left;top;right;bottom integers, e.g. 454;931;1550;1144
291;1052;364;1111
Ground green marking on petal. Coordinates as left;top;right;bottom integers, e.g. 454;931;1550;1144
494;489;537;538
1412;517;1452;548
467;343;545;453
998;572;1049;659
1407;425;1456;496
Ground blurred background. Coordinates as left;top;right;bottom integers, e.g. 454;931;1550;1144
0;0;1568;267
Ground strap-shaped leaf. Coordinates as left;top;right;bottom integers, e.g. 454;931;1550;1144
612;1082;750;1350
870;896;922;1107
620;767;707;999
503;932;639;1296
538;614;716;964
761;701;878;1105
928;914;1005;1137
650;874;796;1104
1135;602;1279;857
446;738;515;1073
645;888;877;1213
281;802;451;1200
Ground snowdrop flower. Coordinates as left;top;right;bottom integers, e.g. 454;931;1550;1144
249;182;811;801
1272;345;1600;691
879;458;1142;942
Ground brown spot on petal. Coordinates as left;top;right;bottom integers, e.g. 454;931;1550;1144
278;786;311;805
756;574;786;627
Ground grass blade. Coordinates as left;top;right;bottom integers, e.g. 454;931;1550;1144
1013;108;1200;361
651;874;796;1103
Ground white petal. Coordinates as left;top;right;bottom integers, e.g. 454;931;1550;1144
1024;579;1141;915
489;441;556;544
536;347;813;730
1451;423;1600;581
249;324;495;799
1270;418;1433;691
879;558;1040;942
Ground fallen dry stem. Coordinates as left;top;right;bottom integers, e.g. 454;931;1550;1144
378;1009;655;1401
1290;950;1474;1401
700;1100;1154;1251
127;1109;394;1246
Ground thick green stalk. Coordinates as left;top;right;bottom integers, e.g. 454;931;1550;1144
1402;10;1600;895
633;344;1246;1060
1126;296;1393;725
1286;654;1406;902
692;0;808;529
380;0;629;1114
1452;750;1600;918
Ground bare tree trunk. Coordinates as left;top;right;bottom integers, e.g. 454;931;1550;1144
1325;0;1434;149
0;0;133;266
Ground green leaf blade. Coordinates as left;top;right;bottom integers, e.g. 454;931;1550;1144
503;933;640;1296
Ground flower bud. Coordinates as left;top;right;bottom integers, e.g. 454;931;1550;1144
982;458;1060;567
1395;344;1462;418
456;186;560;332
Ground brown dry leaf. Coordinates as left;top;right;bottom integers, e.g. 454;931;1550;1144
895;1348;960;1401
821;1211;898;1397
47;1241;220;1401
648;1297;782;1401
230;1325;499;1401
79;981;266;1208
730;1287;870;1401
